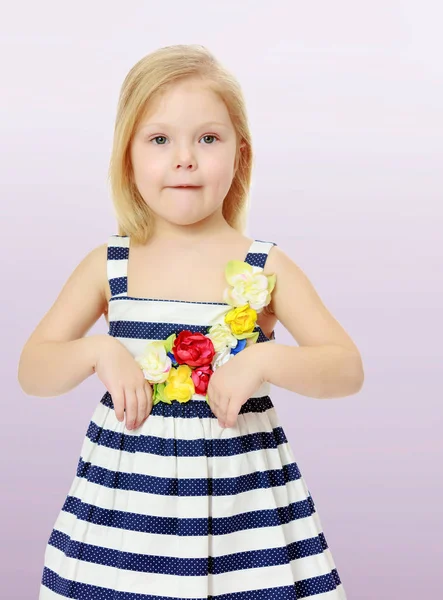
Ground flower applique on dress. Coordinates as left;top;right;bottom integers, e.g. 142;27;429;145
135;259;277;405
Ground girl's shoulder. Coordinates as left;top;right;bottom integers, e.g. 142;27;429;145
262;242;362;357
22;239;110;350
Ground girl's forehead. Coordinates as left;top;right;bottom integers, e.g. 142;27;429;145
139;119;230;131
144;81;226;114
140;101;232;133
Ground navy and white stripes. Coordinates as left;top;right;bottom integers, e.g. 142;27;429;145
39;234;347;599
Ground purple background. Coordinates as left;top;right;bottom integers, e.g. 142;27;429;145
1;1;442;598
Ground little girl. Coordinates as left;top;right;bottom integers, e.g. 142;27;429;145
19;44;363;599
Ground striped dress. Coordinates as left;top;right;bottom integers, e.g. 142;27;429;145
40;234;347;599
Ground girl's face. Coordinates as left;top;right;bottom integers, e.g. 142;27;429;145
130;78;240;232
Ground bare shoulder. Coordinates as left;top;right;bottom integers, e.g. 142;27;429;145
22;241;109;348
265;244;362;357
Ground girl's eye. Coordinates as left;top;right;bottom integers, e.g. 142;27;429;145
150;136;167;145
149;134;219;145
200;135;218;144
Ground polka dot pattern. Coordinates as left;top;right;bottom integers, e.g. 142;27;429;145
100;389;275;418
39;234;347;599
75;456;301;497
61;492;316;537
47;527;330;576
42;565;344;600
108;318;274;344
91;395;286;457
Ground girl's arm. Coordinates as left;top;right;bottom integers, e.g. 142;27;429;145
252;245;364;399
17;243;115;397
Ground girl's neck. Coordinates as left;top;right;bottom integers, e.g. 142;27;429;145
149;219;236;247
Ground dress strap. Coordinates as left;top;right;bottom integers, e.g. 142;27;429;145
106;235;276;298
244;239;277;269
107;235;130;298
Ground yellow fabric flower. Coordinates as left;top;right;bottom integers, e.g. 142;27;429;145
223;260;276;312
163;365;195;403
224;304;257;337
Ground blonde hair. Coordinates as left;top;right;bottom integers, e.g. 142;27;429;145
108;44;253;245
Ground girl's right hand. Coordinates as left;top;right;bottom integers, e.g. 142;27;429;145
94;337;153;430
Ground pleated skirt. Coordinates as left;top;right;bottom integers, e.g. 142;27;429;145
39;392;347;599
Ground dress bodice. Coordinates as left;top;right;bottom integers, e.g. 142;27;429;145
105;235;277;402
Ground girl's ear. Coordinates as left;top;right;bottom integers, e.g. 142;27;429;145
234;143;246;173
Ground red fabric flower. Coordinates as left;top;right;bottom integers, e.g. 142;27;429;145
191;365;213;395
172;330;215;367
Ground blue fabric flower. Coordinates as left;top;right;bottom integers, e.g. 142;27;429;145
167;351;177;365
231;338;247;355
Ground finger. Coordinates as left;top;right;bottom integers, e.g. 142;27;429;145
111;387;125;422
135;386;148;429
225;398;239;428
124;388;138;430
144;382;153;419
206;384;215;411
209;390;220;418
218;397;229;427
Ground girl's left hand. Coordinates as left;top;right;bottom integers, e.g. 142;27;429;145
207;345;266;428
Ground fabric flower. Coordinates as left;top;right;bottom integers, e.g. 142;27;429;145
231;338;247;355
212;346;236;371
135;341;172;384
206;321;239;353
191;364;213;395
163;365;195;403
224;304;257;337
173;330;215;367
134;256;276;406
152;382;169;405
223;260;276;312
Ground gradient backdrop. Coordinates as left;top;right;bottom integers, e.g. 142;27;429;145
1;1;442;598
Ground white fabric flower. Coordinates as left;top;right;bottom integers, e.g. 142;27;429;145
223;260;276;312
212;346;235;371
135;341;172;384
206;321;238;353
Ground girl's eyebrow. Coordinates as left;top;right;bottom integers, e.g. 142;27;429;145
140;121;229;130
